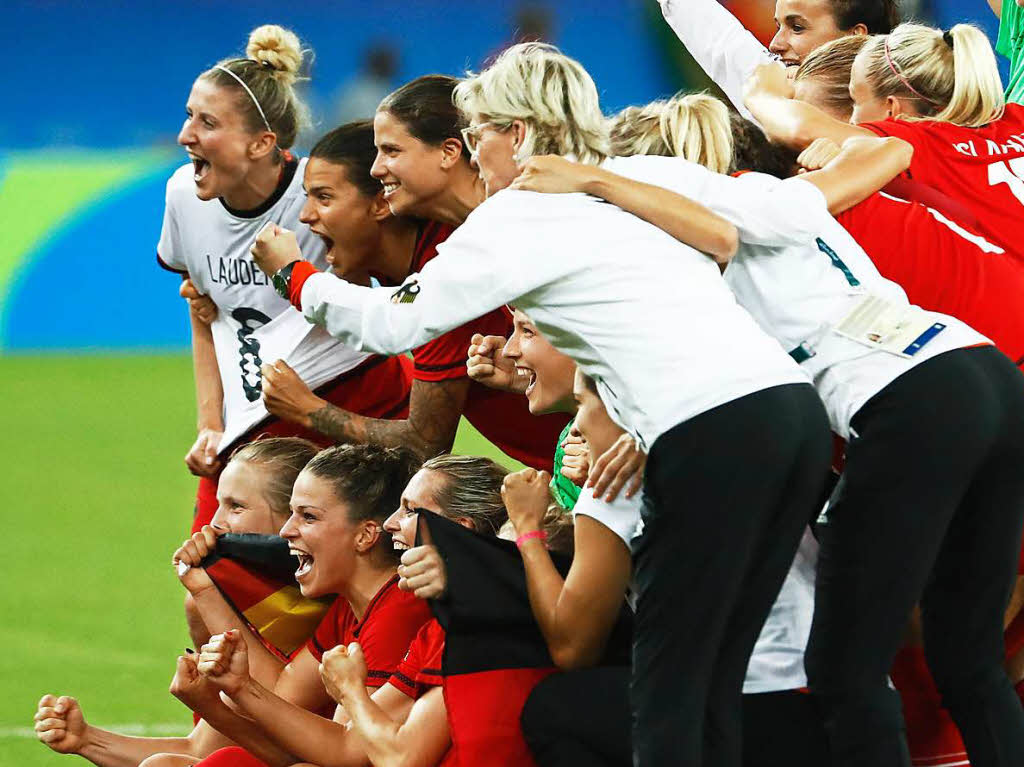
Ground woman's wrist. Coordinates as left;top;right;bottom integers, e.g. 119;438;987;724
515;529;548;549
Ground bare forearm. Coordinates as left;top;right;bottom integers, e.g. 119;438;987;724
76;725;196;767
191;588;285;688
190;311;224;430
191;691;295;767
518;539;585;667
585;170;738;262
309;378;466;458
230;678;362;767
804;137;914;215
337;687;404;767
743;92;867;150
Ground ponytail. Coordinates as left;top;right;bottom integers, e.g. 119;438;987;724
860;23;1004;127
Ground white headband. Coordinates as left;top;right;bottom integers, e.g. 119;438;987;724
215;64;272;132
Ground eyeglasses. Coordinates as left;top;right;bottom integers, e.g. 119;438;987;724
460;121;508;154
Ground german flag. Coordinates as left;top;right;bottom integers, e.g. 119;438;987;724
419;514;631;767
201;534;333;661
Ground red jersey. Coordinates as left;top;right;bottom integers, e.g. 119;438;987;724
862;104;1024;262
306;575;432;689
837;191;1024;366
387;619;456;767
404;222;569;470
389;618;446;699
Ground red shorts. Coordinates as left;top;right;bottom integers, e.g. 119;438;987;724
191;355;412;532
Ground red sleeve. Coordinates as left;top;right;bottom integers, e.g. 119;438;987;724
288;260;319;310
861;120;933;183
387;620;445;698
305;599;347;663
412;308;512;382
355;589;433;689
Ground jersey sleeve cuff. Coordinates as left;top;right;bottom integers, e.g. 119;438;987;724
156;252;188;275
289;260;319;310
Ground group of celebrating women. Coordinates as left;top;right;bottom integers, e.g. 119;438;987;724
31;0;1024;765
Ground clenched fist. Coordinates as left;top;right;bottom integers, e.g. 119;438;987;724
250;222;302;276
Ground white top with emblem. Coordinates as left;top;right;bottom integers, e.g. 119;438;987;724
157;159;372;452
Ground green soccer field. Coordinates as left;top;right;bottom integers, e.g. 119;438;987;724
0;353;517;766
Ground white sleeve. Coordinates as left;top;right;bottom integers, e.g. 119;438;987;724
657;0;776;121
299;198;551;355
613;156;824;248
572;487;642;547
157;181;188;273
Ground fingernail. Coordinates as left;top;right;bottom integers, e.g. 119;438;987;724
185;648;195;655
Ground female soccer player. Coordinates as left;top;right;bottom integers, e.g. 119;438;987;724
188;455;512;767
511;95;1024;767
656;0;897;118
787;37;1024;366
743;22;1024;263
36;444;428;767
158;25;411;533
251;42;832;767
256;113;568;470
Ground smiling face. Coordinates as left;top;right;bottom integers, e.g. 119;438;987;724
280;469;368;598
178;77;266;202
503;309;576;415
572;369;625;464
300;157;385;279
382;469;447;552
468;117;523;197
370;110;456;217
210;459;282;535
769;0;845;66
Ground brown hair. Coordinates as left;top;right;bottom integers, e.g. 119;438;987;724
229;436;319;517
378;75;471;159
200;24;310;152
303;444;421;525
420;454;510;535
794;35;867;121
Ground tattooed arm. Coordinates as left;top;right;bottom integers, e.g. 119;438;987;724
261;361;469;458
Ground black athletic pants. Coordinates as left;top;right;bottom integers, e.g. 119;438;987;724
521;666;829;767
805;346;1024;767
630;383;832;767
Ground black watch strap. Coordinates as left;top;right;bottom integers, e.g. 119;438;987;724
272;260;301;300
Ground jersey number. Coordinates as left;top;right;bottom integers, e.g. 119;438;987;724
232;307;272;402
988;158;1024;205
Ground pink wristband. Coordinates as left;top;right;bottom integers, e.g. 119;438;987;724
515;530;548;549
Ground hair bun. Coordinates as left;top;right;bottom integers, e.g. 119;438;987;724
246;24;304;85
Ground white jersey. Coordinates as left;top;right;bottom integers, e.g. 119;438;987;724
604;155;990;438
573;487;816;693
157;159;372;452
296;180;808;449
658;0;777;121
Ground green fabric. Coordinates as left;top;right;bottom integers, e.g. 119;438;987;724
550;418;581;511
999;0;1024;104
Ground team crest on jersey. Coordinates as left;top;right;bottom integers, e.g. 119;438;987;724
390;280;420;304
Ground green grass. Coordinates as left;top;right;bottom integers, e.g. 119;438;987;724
0;353;517;766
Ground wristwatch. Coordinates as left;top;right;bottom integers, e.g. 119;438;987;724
272;260;302;300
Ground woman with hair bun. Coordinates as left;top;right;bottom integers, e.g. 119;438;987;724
158;25;412;535
744;22;1024;263
250;41;833;767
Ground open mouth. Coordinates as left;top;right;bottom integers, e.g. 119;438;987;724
192;157;211;183
311;231;335;258
291;549;314;579
382;181;401;198
393;538;410;551
517;366;538;397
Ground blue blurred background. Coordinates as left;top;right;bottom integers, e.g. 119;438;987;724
0;0;1000;353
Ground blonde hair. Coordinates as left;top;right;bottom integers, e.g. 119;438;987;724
453;42;610;165
229;436;319;518
609;93;732;173
859;23;1004;127
794;35;868;121
201;24;311;150
420;454;510;536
